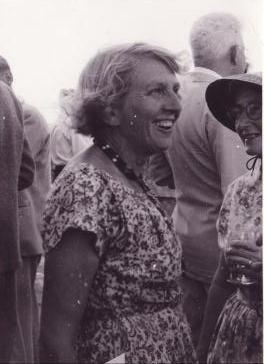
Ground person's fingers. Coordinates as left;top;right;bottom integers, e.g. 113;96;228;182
226;255;262;270
226;249;261;262
233;267;262;281
227;262;262;280
228;241;259;252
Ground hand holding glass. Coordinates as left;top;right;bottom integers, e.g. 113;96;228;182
224;229;262;285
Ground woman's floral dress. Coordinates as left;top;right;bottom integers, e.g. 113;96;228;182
208;162;262;364
42;163;197;364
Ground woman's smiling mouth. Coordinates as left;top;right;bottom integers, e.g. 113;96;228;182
154;119;175;131
242;133;260;142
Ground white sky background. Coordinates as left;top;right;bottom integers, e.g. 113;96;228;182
0;0;263;125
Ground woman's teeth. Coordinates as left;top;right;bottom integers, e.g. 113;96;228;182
156;120;174;129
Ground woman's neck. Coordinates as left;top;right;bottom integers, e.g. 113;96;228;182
97;131;148;176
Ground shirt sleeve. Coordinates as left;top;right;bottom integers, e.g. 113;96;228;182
42;167;122;258
23;104;51;229
50;122;72;166
50;115;91;166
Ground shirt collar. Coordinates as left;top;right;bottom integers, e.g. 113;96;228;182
193;67;221;79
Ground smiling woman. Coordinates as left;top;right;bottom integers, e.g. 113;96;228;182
115;57;182;155
197;73;262;364
39;43;197;364
229;85;262;156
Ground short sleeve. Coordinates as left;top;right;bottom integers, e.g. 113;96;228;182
42;165;122;257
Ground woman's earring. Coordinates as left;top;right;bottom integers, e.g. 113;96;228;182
129;114;137;126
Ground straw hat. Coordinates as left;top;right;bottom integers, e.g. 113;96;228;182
205;73;262;131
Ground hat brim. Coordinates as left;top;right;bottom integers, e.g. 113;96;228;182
206;76;262;132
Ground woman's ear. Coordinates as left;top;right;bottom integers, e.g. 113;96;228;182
104;105;121;126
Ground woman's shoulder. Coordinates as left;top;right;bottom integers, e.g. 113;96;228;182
226;172;251;193
227;166;261;195
42;159;124;255
53;161;111;197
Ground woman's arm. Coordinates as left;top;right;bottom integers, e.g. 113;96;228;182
39;228;99;363
197;253;235;363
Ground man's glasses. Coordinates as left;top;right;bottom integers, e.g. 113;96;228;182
227;102;262;121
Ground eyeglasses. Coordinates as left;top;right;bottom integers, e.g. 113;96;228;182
227;102;262;121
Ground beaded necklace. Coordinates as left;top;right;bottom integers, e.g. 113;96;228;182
94;138;171;226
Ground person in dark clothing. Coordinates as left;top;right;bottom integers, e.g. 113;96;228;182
0;80;35;363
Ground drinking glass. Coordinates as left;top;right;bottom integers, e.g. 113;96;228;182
224;227;262;285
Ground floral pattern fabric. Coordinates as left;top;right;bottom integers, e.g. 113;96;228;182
208;289;262;364
217;161;262;249
208;163;262;364
42;163;197;364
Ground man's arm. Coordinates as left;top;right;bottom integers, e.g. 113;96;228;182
22;104;51;225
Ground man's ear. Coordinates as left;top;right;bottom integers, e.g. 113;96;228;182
104;105;121;126
230;45;238;66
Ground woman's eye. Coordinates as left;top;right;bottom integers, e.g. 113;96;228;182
150;88;166;96
173;86;181;99
249;104;261;114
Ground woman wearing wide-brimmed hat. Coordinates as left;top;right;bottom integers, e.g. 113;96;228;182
197;73;262;364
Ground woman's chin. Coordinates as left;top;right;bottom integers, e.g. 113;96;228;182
245;146;262;157
244;137;262;157
156;138;173;152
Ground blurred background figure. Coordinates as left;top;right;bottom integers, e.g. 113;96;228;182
148;12;249;347
50;88;92;181
198;72;262;364
0;55;51;363
0;81;35;363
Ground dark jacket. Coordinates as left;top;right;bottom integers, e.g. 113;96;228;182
0;82;35;272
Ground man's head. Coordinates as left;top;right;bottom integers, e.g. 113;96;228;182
0;56;13;86
190;13;247;76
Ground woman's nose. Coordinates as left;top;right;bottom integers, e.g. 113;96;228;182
235;113;251;132
164;92;182;114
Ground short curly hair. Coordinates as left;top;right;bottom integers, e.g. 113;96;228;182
71;42;181;138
